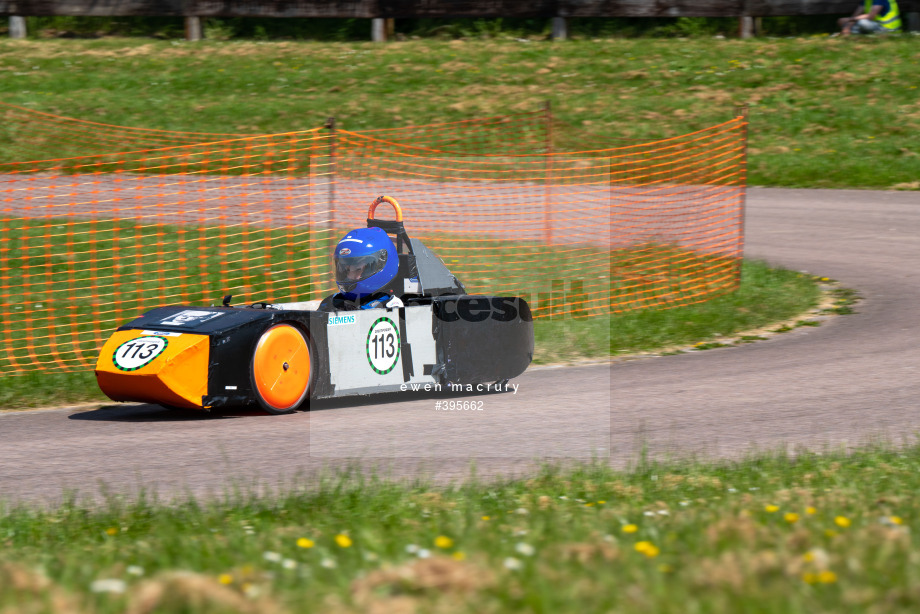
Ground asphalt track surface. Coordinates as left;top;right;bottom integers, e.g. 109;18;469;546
1;187;918;505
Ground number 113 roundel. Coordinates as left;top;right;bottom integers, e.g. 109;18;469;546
366;317;400;375
113;336;168;371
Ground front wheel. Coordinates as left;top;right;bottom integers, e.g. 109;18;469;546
250;323;313;415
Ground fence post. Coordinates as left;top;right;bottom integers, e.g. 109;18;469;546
9;16;26;39
325;117;336;235
551;16;567;41
185;16;202;41
908;10;920;32
737;106;749;287
372;18;386;42
543;100;553;246
739;16;755;38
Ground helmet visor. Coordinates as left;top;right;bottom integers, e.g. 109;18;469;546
335;249;389;285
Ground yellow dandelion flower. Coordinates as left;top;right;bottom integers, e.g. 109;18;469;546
297;538;315;549
634;541;660;557
105;527;118;536
802;572;818;584
834;516;851;528
622;524;639;534
785;512;800;523
585;502;595;507
434;535;454;549
335;534;353;548
806;506;817;515
452;551;466;561
218;574;233;585
598;500;606;504
889;516;904;525
765;504;780;513
481;515;490;521
818;570;837;584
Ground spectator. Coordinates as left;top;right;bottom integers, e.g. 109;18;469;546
839;0;902;35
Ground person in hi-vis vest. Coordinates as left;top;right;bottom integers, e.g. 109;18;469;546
839;0;901;35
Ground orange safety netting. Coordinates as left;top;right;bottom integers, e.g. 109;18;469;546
0;102;745;374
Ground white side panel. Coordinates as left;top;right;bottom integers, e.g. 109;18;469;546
403;305;438;384
327;305;437;396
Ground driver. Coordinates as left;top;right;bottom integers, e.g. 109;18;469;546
319;226;403;311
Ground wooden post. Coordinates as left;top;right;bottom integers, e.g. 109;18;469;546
542;101;553;246
325;117;336;235
185;16;202;41
372;18;386;42
905;0;919;32
551;16;567;41
9;16;26;39
908;11;920;32
739;15;755;38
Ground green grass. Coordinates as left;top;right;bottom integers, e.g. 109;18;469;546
1;37;918;188
2;443;920;613
534;259;821;363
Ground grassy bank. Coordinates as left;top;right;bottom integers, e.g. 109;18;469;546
537;259;825;363
0;37;918;188
2;443;919;613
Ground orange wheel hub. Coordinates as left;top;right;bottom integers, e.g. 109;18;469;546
252;324;311;412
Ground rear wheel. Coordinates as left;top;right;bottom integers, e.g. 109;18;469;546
251;323;312;415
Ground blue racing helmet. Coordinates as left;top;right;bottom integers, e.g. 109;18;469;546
333;226;399;298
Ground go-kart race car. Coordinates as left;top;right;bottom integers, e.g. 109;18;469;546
95;196;534;414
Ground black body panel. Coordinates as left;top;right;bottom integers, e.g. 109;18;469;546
431;296;533;385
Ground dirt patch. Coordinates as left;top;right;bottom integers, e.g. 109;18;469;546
0;562;84;614
350;556;495;614
127;571;283;614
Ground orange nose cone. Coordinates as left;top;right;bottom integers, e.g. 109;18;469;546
95;331;209;409
252;324;312;411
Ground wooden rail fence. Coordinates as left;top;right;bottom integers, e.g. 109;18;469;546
3;1;919;39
